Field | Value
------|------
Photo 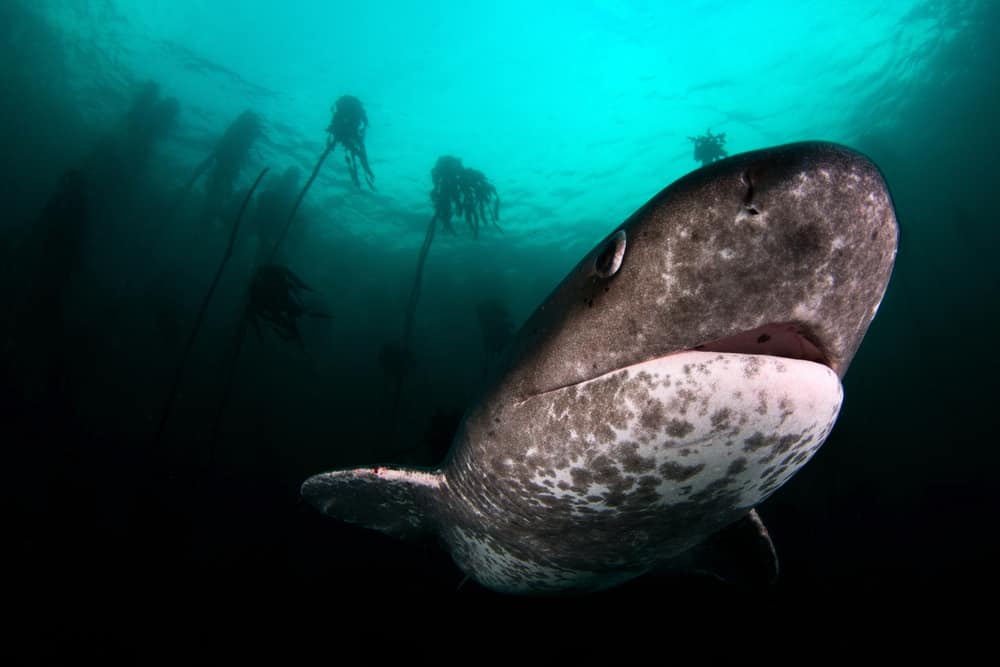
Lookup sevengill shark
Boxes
[303,142,898,594]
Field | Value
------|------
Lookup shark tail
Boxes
[300,466,444,540]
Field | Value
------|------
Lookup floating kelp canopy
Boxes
[327,94,375,190]
[247,264,329,347]
[384,155,502,434]
[688,129,728,166]
[431,156,501,239]
[271,94,375,260]
[172,109,261,227]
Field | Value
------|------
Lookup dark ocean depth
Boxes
[2,0,998,647]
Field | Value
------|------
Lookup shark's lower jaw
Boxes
[693,322,829,368]
[450,349,844,593]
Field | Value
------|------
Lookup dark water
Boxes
[2,0,998,646]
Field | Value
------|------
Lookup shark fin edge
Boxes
[665,508,780,586]
[301,466,444,541]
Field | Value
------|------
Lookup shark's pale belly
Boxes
[442,351,842,593]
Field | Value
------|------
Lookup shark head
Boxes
[302,142,898,594]
[498,141,895,398]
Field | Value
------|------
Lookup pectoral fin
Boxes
[670,509,780,586]
[300,466,444,541]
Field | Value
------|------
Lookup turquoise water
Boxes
[3,0,998,633]
[31,1,965,251]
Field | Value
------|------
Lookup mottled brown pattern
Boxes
[303,142,897,594]
[727,457,748,476]
[711,407,732,432]
[660,461,706,481]
[665,418,695,438]
[615,441,657,474]
[743,431,776,453]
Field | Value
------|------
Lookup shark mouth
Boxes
[692,323,830,368]
[532,323,834,400]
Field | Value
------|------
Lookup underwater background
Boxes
[3,0,998,643]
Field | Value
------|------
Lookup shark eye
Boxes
[595,230,627,278]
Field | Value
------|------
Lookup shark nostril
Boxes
[595,229,627,278]
[742,171,759,215]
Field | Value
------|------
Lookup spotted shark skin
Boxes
[437,352,841,592]
[302,142,898,594]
